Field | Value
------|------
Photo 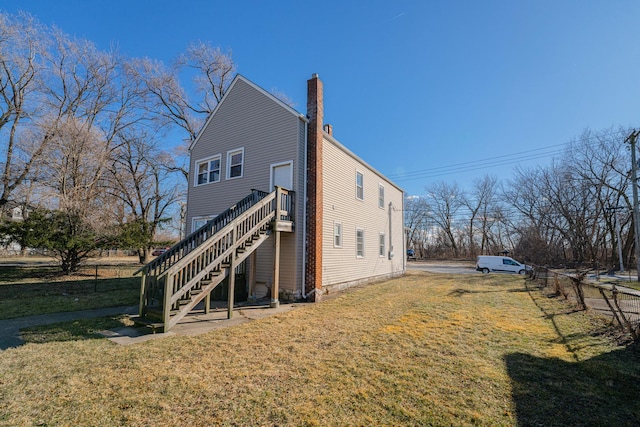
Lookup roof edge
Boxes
[189,74,307,151]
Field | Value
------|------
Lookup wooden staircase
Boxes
[133,187,293,332]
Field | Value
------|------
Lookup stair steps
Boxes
[130,315,165,333]
[136,187,292,332]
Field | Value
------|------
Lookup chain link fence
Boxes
[529,266,640,341]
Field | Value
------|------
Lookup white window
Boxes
[227,148,244,179]
[334,222,342,248]
[378,184,385,208]
[356,171,364,200]
[11,206,23,221]
[191,215,216,233]
[356,228,364,258]
[379,233,386,257]
[195,155,221,186]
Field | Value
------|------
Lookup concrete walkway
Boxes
[0,305,138,350]
[0,302,301,350]
[100,303,300,345]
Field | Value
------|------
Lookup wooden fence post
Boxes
[612,287,638,341]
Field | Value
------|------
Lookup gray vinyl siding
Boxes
[186,76,306,295]
[189,78,300,216]
[322,136,405,287]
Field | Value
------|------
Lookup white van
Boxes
[476,255,530,275]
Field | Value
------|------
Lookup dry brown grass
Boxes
[0,263,140,319]
[1,271,638,426]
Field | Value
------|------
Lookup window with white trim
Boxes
[356,228,365,258]
[356,171,364,200]
[227,148,244,179]
[195,155,221,186]
[378,184,385,208]
[334,222,343,248]
[379,233,386,257]
[192,215,216,233]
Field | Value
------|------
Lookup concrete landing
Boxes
[0,302,302,350]
[99,302,302,345]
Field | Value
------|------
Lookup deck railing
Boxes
[136,189,269,279]
[136,187,293,331]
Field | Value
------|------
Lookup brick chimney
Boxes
[305,73,323,301]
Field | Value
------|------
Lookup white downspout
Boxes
[388,202,393,260]
[402,194,407,273]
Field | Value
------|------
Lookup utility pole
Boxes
[626,130,640,280]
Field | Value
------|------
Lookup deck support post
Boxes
[163,275,173,331]
[139,273,147,317]
[248,251,257,301]
[228,232,236,319]
[271,187,282,308]
[271,229,281,308]
[204,292,211,314]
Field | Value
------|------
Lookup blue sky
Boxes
[3,0,640,196]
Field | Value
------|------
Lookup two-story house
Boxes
[136,74,405,332]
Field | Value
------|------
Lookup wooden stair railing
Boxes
[135,187,293,332]
[135,189,270,279]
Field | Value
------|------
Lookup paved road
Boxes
[408,261,478,275]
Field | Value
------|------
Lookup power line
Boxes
[390,143,566,178]
[393,149,564,181]
[389,128,630,182]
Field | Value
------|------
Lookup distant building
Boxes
[0,202,30,255]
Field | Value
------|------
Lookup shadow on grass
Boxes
[0,277,140,320]
[505,344,640,426]
[20,316,133,344]
[447,287,529,297]
[507,279,640,425]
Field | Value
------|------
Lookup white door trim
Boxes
[270,160,294,190]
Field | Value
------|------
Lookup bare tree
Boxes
[502,128,632,268]
[404,196,430,258]
[463,175,499,257]
[130,42,235,181]
[0,11,230,266]
[425,181,464,257]
[0,12,47,213]
[34,117,111,271]
[108,129,180,263]
[176,41,235,114]
[30,25,146,270]
[565,127,632,269]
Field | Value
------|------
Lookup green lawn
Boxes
[1,271,638,426]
